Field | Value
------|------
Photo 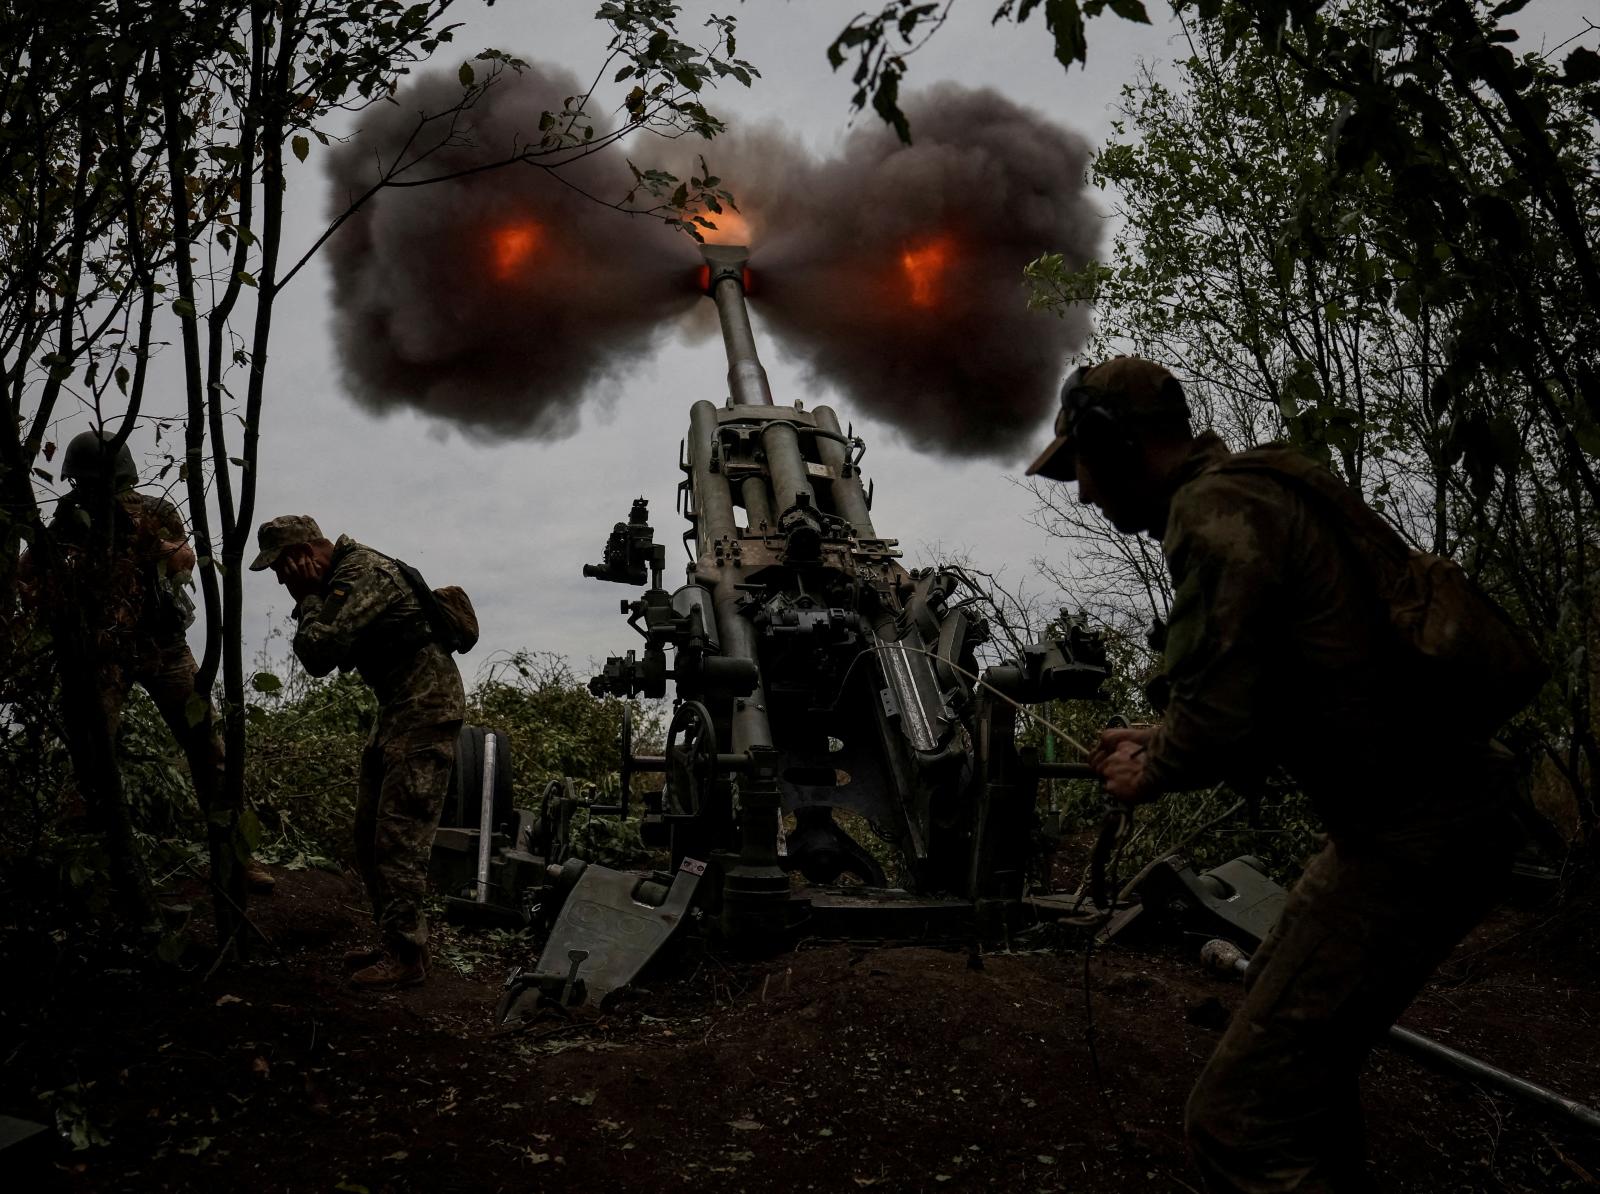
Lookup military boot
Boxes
[205,858,277,894]
[244,861,277,895]
[342,944,385,970]
[349,947,428,990]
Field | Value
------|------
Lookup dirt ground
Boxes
[4,854,1600,1193]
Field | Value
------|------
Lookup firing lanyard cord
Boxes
[819,639,1262,1149]
[832,639,1148,1142]
[823,640,1099,761]
[864,645,1249,1150]
[864,642,1260,1161]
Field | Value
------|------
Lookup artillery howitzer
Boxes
[436,243,1111,1018]
[586,243,1110,928]
[425,253,1600,1139]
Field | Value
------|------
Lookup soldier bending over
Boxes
[253,515,464,989]
[1028,358,1525,1192]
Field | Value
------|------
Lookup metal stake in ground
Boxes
[1199,938,1600,1138]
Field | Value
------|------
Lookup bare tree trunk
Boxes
[159,40,245,958]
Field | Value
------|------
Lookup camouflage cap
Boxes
[1026,356,1189,481]
[250,514,326,571]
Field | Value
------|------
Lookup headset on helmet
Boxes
[1028,359,1191,482]
[1059,364,1134,457]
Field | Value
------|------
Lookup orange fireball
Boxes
[900,237,954,308]
[490,222,540,280]
[700,206,752,246]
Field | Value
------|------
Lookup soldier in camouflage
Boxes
[1028,358,1517,1192]
[31,430,273,895]
[253,514,465,989]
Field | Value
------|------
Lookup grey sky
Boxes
[36,1,1598,684]
[248,0,1183,679]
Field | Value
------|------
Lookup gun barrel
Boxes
[701,244,772,406]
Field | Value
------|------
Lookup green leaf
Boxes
[172,298,197,319]
[185,692,210,729]
[1563,47,1600,86]
[291,135,309,163]
[872,64,911,143]
[898,4,939,39]
[1041,0,1088,70]
[238,808,262,854]
[458,61,474,87]
[252,671,283,694]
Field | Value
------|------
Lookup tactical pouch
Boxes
[1214,448,1548,734]
[430,584,480,652]
[391,557,480,654]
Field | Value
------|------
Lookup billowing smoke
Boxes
[329,69,1098,459]
[326,65,689,439]
[710,85,1099,460]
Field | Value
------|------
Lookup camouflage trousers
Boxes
[99,637,224,809]
[1185,805,1516,1192]
[354,721,461,958]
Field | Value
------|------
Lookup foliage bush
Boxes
[0,640,663,924]
[0,678,206,927]
[243,648,662,870]
[1023,3,1600,850]
[241,668,373,870]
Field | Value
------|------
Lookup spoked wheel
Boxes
[664,700,718,819]
[534,777,580,862]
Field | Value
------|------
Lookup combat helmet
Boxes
[61,429,138,492]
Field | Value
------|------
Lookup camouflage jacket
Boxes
[292,535,465,742]
[1143,434,1506,833]
[43,489,194,650]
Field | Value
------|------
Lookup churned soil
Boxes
[4,856,1599,1193]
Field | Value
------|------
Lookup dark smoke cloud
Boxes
[326,65,690,439]
[329,71,1097,459]
[703,85,1099,461]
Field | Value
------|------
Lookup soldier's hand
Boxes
[277,553,322,602]
[162,539,196,573]
[1087,723,1157,771]
[1094,738,1159,805]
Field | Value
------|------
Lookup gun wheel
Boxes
[664,700,718,819]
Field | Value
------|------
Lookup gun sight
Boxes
[582,498,659,586]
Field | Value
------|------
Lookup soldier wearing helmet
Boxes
[60,429,142,493]
[1030,358,1519,1193]
[40,428,274,895]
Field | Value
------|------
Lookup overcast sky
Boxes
[38,0,1598,684]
